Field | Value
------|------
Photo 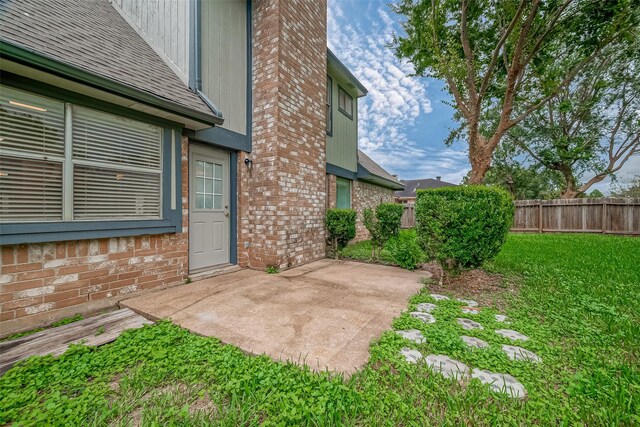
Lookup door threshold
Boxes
[188,264,241,282]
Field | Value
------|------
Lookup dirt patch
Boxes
[421,262,519,309]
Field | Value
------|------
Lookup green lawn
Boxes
[1,234,639,425]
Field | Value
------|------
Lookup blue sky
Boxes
[327,0,639,192]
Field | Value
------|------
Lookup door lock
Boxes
[224,212,230,217]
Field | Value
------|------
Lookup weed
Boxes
[265,266,279,274]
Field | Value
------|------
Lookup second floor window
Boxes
[338,86,353,119]
[326,76,333,134]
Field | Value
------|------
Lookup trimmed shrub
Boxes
[415,186,514,270]
[387,229,424,270]
[363,203,404,261]
[326,209,357,259]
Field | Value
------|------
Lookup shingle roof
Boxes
[394,178,457,198]
[357,150,403,189]
[0,0,217,122]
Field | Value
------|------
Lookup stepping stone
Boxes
[461,306,480,315]
[457,318,484,330]
[430,294,449,301]
[495,314,509,323]
[471,368,527,398]
[502,345,541,362]
[496,329,529,341]
[461,335,489,349]
[395,329,426,344]
[425,355,470,379]
[416,303,437,313]
[400,347,423,364]
[457,298,478,307]
[410,312,436,324]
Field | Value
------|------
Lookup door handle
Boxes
[224,212,230,217]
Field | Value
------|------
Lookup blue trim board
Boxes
[1,72,183,129]
[326,163,357,180]
[229,151,238,265]
[193,126,251,152]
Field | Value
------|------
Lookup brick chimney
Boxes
[237,0,328,270]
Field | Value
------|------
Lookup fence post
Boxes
[602,200,607,234]
[538,202,543,233]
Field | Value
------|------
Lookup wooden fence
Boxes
[512,198,640,235]
[401,198,640,235]
[401,202,416,228]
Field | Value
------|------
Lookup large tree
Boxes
[392,0,639,183]
[504,42,640,198]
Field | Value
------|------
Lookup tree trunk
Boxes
[560,169,580,199]
[468,156,492,184]
[467,134,493,184]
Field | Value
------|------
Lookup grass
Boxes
[339,229,420,266]
[1,233,639,425]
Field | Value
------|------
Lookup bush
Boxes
[415,186,514,270]
[387,229,424,270]
[326,209,357,258]
[363,203,404,261]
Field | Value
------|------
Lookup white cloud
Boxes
[328,0,466,183]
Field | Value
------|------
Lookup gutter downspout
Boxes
[189,0,224,121]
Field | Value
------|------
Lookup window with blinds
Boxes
[72,107,162,220]
[0,84,164,223]
[0,86,65,222]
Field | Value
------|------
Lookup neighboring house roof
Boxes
[357,150,404,191]
[327,49,367,97]
[0,0,222,127]
[394,178,457,198]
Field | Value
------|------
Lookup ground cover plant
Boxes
[1,234,638,425]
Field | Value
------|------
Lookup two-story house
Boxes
[0,0,402,336]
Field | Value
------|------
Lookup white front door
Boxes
[189,145,230,272]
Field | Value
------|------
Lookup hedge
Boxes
[415,186,514,270]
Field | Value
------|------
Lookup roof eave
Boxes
[327,48,368,97]
[0,40,224,127]
[357,164,405,191]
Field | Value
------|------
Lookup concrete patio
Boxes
[122,259,427,374]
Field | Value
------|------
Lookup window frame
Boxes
[337,85,353,120]
[336,177,352,209]
[0,75,183,245]
[326,75,333,136]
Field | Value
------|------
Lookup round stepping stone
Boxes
[496,329,529,341]
[471,368,527,398]
[410,312,436,324]
[396,329,426,344]
[457,318,484,330]
[462,335,489,349]
[461,306,480,315]
[416,302,437,313]
[495,314,509,323]
[400,347,423,363]
[425,355,470,379]
[457,298,478,307]
[502,345,541,362]
[430,294,449,301]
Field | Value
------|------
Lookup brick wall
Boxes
[352,180,395,241]
[0,137,190,337]
[238,0,328,270]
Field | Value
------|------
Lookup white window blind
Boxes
[0,87,65,222]
[72,106,162,220]
[0,157,63,221]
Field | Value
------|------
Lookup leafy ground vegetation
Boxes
[1,234,638,425]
